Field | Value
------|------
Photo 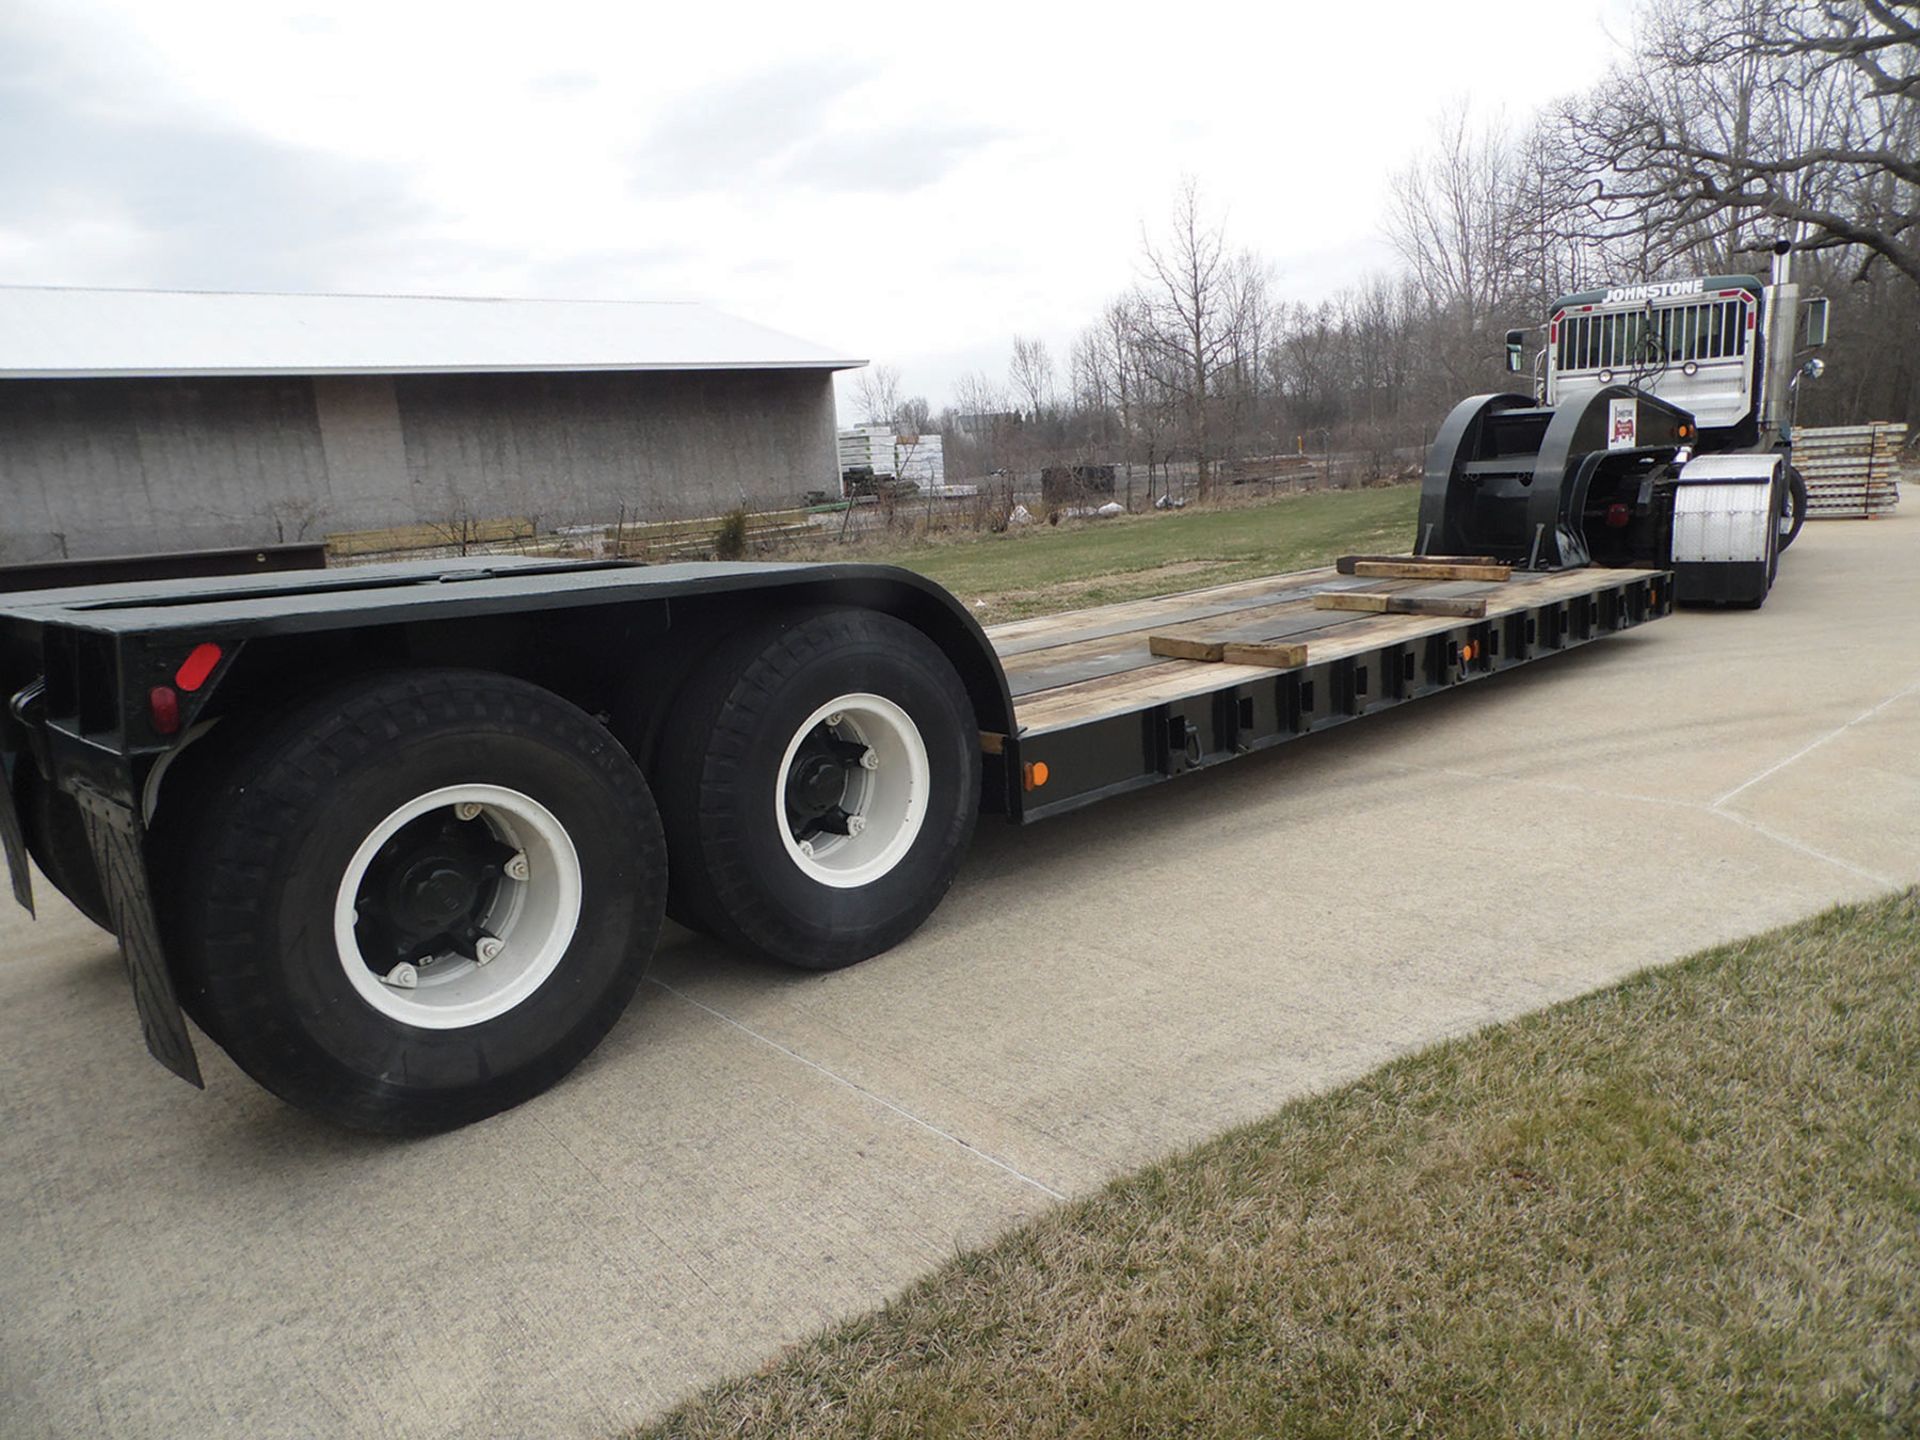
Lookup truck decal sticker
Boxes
[1608,398,1638,450]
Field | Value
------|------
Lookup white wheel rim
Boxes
[775,693,929,888]
[332,784,582,1029]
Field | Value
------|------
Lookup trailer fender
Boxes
[1669,452,1783,606]
[654,568,1022,815]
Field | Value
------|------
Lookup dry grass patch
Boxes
[802,484,1421,623]
[639,891,1920,1438]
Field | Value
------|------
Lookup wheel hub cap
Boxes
[774,695,930,890]
[333,785,583,1029]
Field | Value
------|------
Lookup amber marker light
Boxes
[1023,761,1050,791]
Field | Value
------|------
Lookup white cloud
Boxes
[0,0,1636,406]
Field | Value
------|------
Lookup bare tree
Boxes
[1101,297,1144,499]
[1136,178,1239,499]
[947,371,1017,476]
[1387,106,1537,406]
[897,394,933,434]
[1008,335,1057,418]
[852,364,906,426]
[1570,0,1920,285]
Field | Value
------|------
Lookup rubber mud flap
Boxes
[75,788,203,1087]
[0,758,31,913]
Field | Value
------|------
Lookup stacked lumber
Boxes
[1795,423,1905,519]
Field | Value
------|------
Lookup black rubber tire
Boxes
[656,608,979,970]
[166,669,667,1134]
[1764,469,1789,594]
[14,761,113,932]
[1779,465,1808,552]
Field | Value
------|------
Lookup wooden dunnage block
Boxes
[1313,592,1391,614]
[1220,641,1307,667]
[1147,635,1308,668]
[1335,553,1500,575]
[1147,635,1226,661]
[1314,592,1488,618]
[1348,560,1511,582]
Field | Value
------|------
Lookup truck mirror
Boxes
[1504,329,1526,373]
[1803,297,1829,348]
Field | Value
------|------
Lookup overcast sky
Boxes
[1,0,1635,409]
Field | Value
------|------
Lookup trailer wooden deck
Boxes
[990,561,1671,820]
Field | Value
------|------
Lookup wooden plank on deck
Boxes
[1148,635,1309,668]
[1349,560,1512,582]
[1336,553,1499,575]
[1220,642,1308,667]
[1314,592,1488,618]
[1148,635,1226,662]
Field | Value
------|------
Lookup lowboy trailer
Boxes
[1,547,1668,1131]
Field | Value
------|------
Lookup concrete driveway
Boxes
[5,514,1917,1438]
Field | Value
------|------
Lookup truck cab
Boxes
[1545,275,1767,449]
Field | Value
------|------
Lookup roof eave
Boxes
[0,358,869,380]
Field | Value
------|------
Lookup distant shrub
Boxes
[714,507,750,560]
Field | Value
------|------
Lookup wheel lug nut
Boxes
[381,962,419,990]
[798,839,814,857]
[859,749,879,770]
[504,853,530,881]
[826,713,843,728]
[455,802,482,821]
[846,815,866,836]
[475,937,503,966]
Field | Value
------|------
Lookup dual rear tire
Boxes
[658,608,980,969]
[165,671,668,1134]
[159,610,978,1132]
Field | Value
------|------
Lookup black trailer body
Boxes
[0,542,330,595]
[999,563,1669,820]
[0,551,1669,1130]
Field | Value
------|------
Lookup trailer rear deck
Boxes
[995,563,1671,821]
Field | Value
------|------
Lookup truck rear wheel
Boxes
[169,670,667,1133]
[1779,465,1808,552]
[657,609,979,970]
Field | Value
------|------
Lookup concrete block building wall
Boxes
[0,367,838,561]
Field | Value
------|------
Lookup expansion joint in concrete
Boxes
[648,979,1067,1202]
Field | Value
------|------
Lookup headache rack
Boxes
[1553,293,1753,374]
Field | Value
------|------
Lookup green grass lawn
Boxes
[791,485,1421,623]
[638,889,1920,1439]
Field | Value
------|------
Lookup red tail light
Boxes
[149,686,182,735]
[175,643,222,691]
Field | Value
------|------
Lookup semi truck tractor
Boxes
[1417,240,1830,606]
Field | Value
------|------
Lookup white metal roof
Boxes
[0,286,865,379]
